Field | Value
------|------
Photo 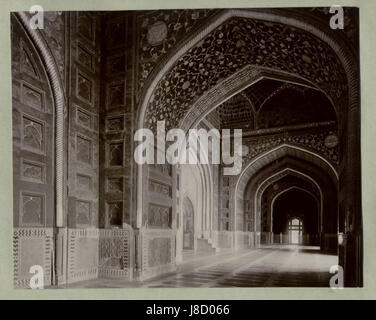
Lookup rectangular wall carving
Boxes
[75,200,91,227]
[76,135,92,165]
[140,229,175,280]
[108,142,123,167]
[22,115,44,152]
[76,107,92,129]
[67,229,99,284]
[148,238,171,267]
[22,160,45,183]
[148,180,171,197]
[106,115,124,132]
[21,192,44,226]
[76,71,93,104]
[98,228,133,279]
[107,177,123,193]
[13,228,53,288]
[106,201,123,227]
[106,81,125,109]
[148,204,171,228]
[106,54,126,75]
[21,82,44,111]
[76,43,94,72]
[77,12,96,44]
[76,173,92,191]
[66,227,134,283]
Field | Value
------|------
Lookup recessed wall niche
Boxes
[21,82,44,111]
[76,106,92,129]
[76,70,93,104]
[75,199,91,227]
[106,81,125,109]
[106,115,124,132]
[22,160,45,183]
[76,42,94,72]
[106,21,126,49]
[106,54,126,75]
[76,135,92,165]
[107,177,123,193]
[107,201,123,227]
[21,192,44,226]
[76,173,92,191]
[148,204,171,228]
[22,115,44,152]
[107,142,123,167]
[76,12,96,44]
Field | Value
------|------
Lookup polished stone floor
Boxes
[64,245,338,288]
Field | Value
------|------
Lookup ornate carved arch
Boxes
[137,8,358,131]
[254,168,322,235]
[236,144,338,199]
[234,144,338,241]
[136,9,357,228]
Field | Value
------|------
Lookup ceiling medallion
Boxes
[324,134,339,148]
[147,21,168,46]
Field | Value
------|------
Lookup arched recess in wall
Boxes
[254,168,322,235]
[179,146,214,239]
[15,12,66,226]
[135,8,357,230]
[236,144,338,246]
[270,185,319,235]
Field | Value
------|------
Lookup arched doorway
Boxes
[272,188,319,246]
[241,145,338,250]
[256,170,322,246]
[135,8,361,285]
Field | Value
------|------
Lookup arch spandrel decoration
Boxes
[237,144,339,192]
[142,12,348,131]
[137,9,218,91]
[241,126,339,167]
[254,168,322,206]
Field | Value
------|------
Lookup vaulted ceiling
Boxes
[215,78,337,131]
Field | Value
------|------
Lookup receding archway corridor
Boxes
[11,8,361,289]
[63,245,337,288]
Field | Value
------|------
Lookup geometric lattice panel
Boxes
[98,228,133,280]
[13,228,53,288]
[140,229,175,280]
[67,229,99,284]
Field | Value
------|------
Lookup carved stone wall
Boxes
[67,12,102,229]
[99,13,134,228]
[136,9,216,96]
[242,125,339,167]
[139,228,175,280]
[13,228,53,288]
[66,228,134,283]
[12,16,55,228]
[67,229,99,283]
[144,15,348,131]
[98,228,134,279]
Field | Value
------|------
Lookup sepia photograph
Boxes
[10,6,362,289]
